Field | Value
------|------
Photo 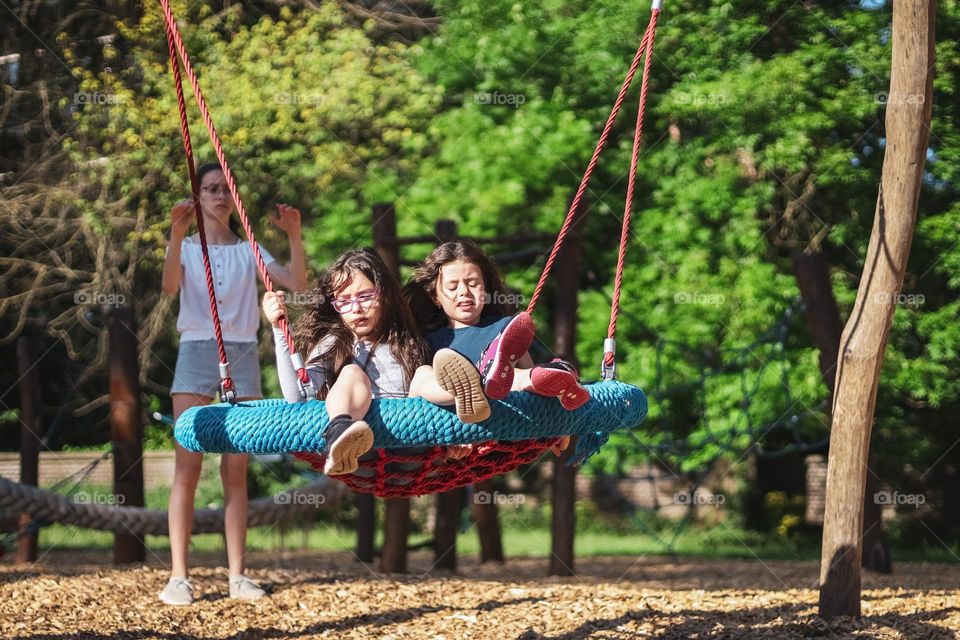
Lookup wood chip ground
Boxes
[2,550,958,638]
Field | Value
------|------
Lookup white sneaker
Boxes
[159,577,194,606]
[229,574,266,601]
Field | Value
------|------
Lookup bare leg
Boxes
[323,365,374,475]
[169,393,211,579]
[326,364,372,418]
[512,367,534,392]
[410,365,474,459]
[221,395,262,576]
[220,452,249,576]
[408,365,455,404]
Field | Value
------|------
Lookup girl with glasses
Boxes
[158,163,307,605]
[262,248,486,475]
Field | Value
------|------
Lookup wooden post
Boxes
[435,219,458,244]
[108,305,145,564]
[380,498,410,573]
[372,203,400,275]
[434,487,464,571]
[794,251,892,574]
[355,493,375,563]
[472,478,505,563]
[431,217,464,570]
[549,194,587,576]
[15,335,43,563]
[818,0,934,619]
[358,204,399,564]
[373,205,409,572]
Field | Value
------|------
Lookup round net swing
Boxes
[163,0,660,498]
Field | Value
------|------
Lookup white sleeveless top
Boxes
[175,235,275,342]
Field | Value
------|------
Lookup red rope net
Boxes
[294,438,563,498]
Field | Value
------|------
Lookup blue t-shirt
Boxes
[425,315,511,362]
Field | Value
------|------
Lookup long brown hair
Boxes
[294,249,428,394]
[406,240,512,332]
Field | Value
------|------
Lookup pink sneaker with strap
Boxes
[529,359,590,410]
[476,312,536,400]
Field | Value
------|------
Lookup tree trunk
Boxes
[793,252,892,574]
[818,0,934,619]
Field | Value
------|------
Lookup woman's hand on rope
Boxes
[262,290,287,327]
[170,200,194,239]
[270,204,302,237]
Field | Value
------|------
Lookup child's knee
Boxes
[339,364,371,387]
[413,365,432,381]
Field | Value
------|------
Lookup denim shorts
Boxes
[171,339,263,399]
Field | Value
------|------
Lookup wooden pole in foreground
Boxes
[818,0,934,619]
[16,335,43,563]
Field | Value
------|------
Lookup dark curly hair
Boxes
[405,240,512,332]
[293,249,428,396]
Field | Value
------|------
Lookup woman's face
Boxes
[198,169,234,223]
[331,270,381,339]
[434,260,486,328]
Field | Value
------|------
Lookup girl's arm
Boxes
[273,326,327,402]
[265,204,308,292]
[161,201,193,295]
[263,291,327,402]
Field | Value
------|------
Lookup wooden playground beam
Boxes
[818,0,935,619]
[390,231,555,247]
[380,497,410,573]
[371,204,407,571]
[549,192,587,577]
[108,305,146,564]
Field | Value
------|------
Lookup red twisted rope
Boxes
[159,0,309,386]
[525,8,661,320]
[605,8,660,368]
[162,10,233,395]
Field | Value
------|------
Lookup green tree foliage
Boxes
[407,0,960,541]
[1,0,441,441]
[4,0,960,543]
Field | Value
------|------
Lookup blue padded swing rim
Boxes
[175,381,647,465]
